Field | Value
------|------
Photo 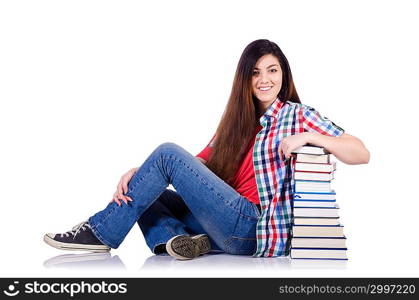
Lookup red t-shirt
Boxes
[196,125,263,205]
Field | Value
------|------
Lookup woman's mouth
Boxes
[258,86,273,91]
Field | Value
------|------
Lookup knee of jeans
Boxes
[154,142,183,157]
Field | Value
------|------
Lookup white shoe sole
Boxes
[43,234,110,253]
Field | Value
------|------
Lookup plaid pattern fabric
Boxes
[253,99,344,257]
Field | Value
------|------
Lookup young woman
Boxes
[44,39,370,260]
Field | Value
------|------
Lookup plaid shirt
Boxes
[253,98,344,257]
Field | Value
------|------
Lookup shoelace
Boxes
[60,221,91,239]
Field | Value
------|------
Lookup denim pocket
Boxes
[223,236,257,255]
[251,203,261,218]
[227,196,260,222]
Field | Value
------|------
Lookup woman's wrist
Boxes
[304,132,331,149]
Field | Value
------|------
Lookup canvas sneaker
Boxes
[165,234,211,260]
[43,221,110,253]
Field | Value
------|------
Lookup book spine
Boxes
[294,199,336,202]
[291,247,348,250]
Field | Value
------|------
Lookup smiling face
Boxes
[251,54,283,110]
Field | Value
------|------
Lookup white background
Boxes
[1,0,418,277]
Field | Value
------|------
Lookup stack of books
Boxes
[290,145,348,260]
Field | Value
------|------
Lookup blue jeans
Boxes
[88,143,260,255]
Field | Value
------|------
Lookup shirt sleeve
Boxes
[300,104,345,137]
[196,134,216,161]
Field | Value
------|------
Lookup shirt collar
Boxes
[260,98,284,122]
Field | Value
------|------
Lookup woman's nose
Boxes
[260,71,269,83]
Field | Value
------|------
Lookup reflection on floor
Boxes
[140,252,291,270]
[140,253,347,270]
[43,252,347,272]
[43,253,126,271]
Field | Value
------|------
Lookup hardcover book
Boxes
[290,248,348,260]
[291,237,347,248]
[292,225,345,237]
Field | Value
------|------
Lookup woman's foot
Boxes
[44,221,110,253]
[165,234,211,260]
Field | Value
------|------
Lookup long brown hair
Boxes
[206,39,300,182]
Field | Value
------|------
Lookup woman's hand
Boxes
[279,133,310,160]
[111,167,139,206]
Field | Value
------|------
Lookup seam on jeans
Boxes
[166,155,260,222]
[223,236,257,255]
[231,236,257,241]
[126,152,258,222]
[127,162,158,195]
[96,204,117,227]
[163,223,178,236]
[90,224,117,249]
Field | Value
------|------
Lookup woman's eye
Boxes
[269,69,277,73]
[252,70,259,76]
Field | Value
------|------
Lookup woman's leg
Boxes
[137,188,222,254]
[87,142,260,254]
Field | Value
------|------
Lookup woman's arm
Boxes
[279,132,370,165]
[305,132,370,165]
